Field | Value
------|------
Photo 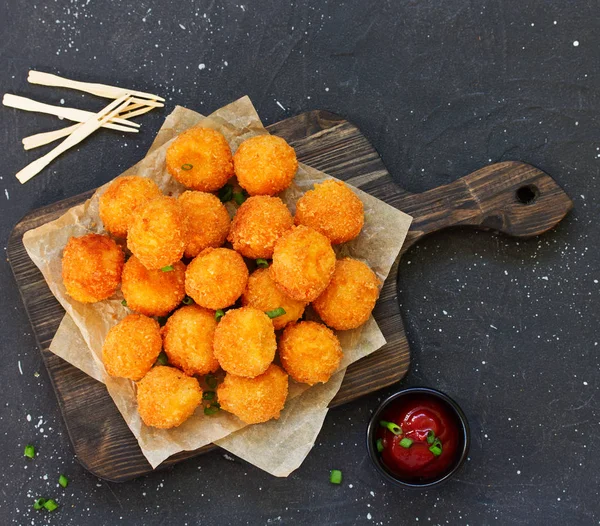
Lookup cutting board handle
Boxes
[396,161,573,252]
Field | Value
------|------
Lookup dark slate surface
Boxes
[1,1,598,524]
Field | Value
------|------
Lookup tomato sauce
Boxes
[376,394,461,482]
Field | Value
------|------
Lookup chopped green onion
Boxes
[218,184,233,203]
[121,299,128,307]
[157,316,169,327]
[161,265,174,272]
[203,391,216,401]
[379,420,402,435]
[204,403,220,416]
[233,191,247,206]
[43,499,58,512]
[426,430,435,445]
[181,163,193,171]
[399,438,413,448]
[58,474,69,488]
[182,295,194,305]
[376,438,384,453]
[155,351,168,366]
[429,437,443,456]
[429,445,442,456]
[255,258,269,268]
[24,444,36,458]
[215,309,225,322]
[266,307,286,319]
[33,498,46,510]
[205,374,218,389]
[329,469,343,484]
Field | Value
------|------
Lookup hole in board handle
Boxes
[516,185,539,205]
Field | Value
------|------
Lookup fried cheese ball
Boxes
[121,256,186,317]
[279,321,342,385]
[137,366,203,429]
[213,307,276,377]
[178,191,231,258]
[313,258,380,330]
[294,179,364,244]
[98,175,162,238]
[166,127,233,192]
[62,233,124,303]
[241,268,305,330]
[162,305,219,376]
[227,196,293,259]
[218,364,288,424]
[185,248,248,310]
[127,196,187,270]
[270,225,336,302]
[233,135,298,196]
[102,314,162,381]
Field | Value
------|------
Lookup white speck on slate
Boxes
[60,99,65,105]
[18,361,23,375]
[583,381,588,386]
[573,41,579,47]
[179,23,186,30]
[367,513,372,520]
[198,64,206,70]
[276,100,286,111]
[27,414,31,422]
[4,189,9,200]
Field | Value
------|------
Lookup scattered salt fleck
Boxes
[179,23,186,30]
[583,381,588,386]
[367,513,372,520]
[4,189,9,200]
[18,360,23,374]
[275,100,286,111]
[60,99,65,105]
[541,276,549,281]
[27,414,32,422]
[517,470,521,475]
[198,63,206,70]
[573,41,579,47]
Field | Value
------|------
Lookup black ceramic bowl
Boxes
[366,387,470,488]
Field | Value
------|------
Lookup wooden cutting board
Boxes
[7,110,572,482]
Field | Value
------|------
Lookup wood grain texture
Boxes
[7,110,572,481]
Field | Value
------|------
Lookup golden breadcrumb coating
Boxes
[218,364,288,424]
[162,305,220,376]
[313,258,380,330]
[62,233,124,303]
[294,179,364,244]
[270,225,336,302]
[227,195,293,259]
[137,366,202,429]
[178,191,231,258]
[185,248,249,310]
[166,127,233,192]
[213,307,276,378]
[241,268,305,330]
[121,256,186,317]
[233,135,298,196]
[98,175,162,238]
[102,314,162,381]
[127,196,187,270]
[279,321,342,385]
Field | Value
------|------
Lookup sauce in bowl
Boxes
[368,388,469,487]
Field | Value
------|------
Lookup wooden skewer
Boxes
[28,70,165,102]
[16,95,132,184]
[22,121,140,150]
[3,94,139,129]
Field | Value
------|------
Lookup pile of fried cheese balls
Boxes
[61,128,381,429]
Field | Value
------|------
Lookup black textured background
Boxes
[1,1,599,525]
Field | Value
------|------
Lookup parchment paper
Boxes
[26,96,412,475]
